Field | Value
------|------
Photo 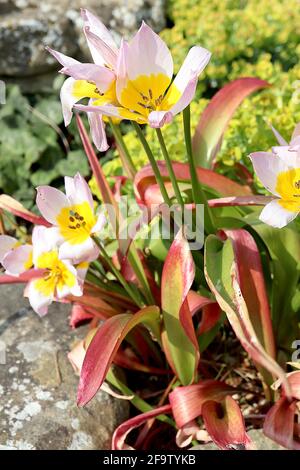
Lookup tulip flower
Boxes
[0,235,33,276]
[25,226,82,316]
[46,9,119,151]
[76,22,211,128]
[36,173,106,262]
[250,148,300,228]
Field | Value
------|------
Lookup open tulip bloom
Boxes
[46,9,119,151]
[25,226,83,316]
[250,126,300,228]
[0,235,33,276]
[47,11,211,151]
[36,173,106,263]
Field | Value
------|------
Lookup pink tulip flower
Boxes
[0,235,33,276]
[36,173,106,263]
[250,123,300,228]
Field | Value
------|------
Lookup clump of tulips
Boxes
[0,9,299,450]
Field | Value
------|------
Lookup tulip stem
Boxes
[183,106,216,234]
[109,119,137,179]
[92,236,144,308]
[131,121,172,206]
[155,128,185,208]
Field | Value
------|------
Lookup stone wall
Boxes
[0,0,166,88]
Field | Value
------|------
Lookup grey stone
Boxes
[192,429,285,451]
[0,0,166,80]
[0,284,129,450]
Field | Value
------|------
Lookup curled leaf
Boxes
[202,396,253,450]
[169,380,235,428]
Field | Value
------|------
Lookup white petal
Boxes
[270,125,288,146]
[3,244,32,276]
[45,47,80,68]
[126,22,173,80]
[56,261,82,299]
[0,235,17,263]
[58,237,99,264]
[83,27,118,69]
[168,75,198,116]
[60,63,115,93]
[36,186,68,225]
[259,200,299,228]
[249,152,291,196]
[27,279,53,317]
[65,173,94,210]
[88,111,109,152]
[148,110,173,128]
[60,77,79,127]
[81,8,118,67]
[92,212,107,234]
[32,226,62,264]
[172,46,211,93]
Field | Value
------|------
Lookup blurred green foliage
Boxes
[0,79,90,208]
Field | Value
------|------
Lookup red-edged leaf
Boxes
[223,229,276,360]
[161,229,199,385]
[169,380,235,428]
[0,269,44,284]
[77,306,160,406]
[134,161,251,208]
[202,396,253,450]
[208,195,274,208]
[69,304,93,329]
[112,404,172,450]
[198,303,222,335]
[186,290,221,334]
[263,397,300,450]
[76,115,119,231]
[204,235,290,396]
[192,77,270,168]
[0,194,50,227]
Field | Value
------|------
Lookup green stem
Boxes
[127,246,156,305]
[109,119,136,178]
[131,121,171,206]
[93,236,144,308]
[183,106,216,234]
[155,128,185,208]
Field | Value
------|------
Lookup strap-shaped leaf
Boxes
[77,306,160,406]
[161,230,199,385]
[192,77,269,168]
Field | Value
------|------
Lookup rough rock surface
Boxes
[0,0,166,79]
[192,429,285,450]
[0,284,129,450]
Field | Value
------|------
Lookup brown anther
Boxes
[69,216,75,222]
[294,180,300,189]
[138,102,153,110]
[149,89,153,99]
[76,223,81,229]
